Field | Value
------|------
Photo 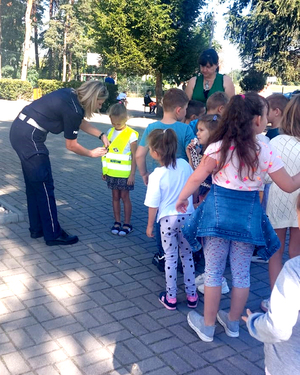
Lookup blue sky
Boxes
[205,0,242,73]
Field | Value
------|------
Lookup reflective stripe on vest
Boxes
[102,126,138,178]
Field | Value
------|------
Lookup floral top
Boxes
[205,140,284,191]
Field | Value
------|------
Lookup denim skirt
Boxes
[182,184,280,260]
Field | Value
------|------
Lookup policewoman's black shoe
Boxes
[46,230,78,246]
[30,230,43,239]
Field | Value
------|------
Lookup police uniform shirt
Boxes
[21,88,84,140]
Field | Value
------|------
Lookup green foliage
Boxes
[1,66,16,78]
[1,0,27,76]
[239,69,266,93]
[0,79,33,100]
[90,0,208,84]
[27,67,40,87]
[42,0,94,80]
[37,79,83,95]
[226,0,300,82]
[37,80,63,95]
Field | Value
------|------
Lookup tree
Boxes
[1,0,27,78]
[42,0,93,81]
[90,0,209,106]
[240,69,266,92]
[21,0,33,81]
[226,0,300,83]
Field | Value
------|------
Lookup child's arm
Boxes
[136,145,150,185]
[146,207,158,238]
[269,167,300,193]
[243,257,300,344]
[128,141,137,185]
[176,155,216,213]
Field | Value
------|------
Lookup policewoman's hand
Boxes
[90,147,108,158]
[101,134,110,148]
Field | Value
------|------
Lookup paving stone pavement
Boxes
[0,103,273,375]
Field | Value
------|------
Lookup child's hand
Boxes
[146,225,154,238]
[102,174,107,181]
[127,174,135,185]
[187,141,197,150]
[242,308,253,323]
[176,199,189,213]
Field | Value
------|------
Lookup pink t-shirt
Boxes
[204,140,284,191]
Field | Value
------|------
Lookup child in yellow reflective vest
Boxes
[102,103,139,235]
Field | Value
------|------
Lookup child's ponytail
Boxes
[147,128,177,168]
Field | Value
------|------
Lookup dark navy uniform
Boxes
[10,88,84,241]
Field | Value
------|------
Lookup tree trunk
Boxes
[0,0,2,79]
[32,1,39,70]
[62,25,67,82]
[21,0,34,81]
[155,71,163,118]
[34,24,39,69]
[68,51,72,81]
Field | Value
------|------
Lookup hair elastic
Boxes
[163,128,168,133]
[212,115,218,121]
[240,94,245,99]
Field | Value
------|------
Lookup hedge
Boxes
[0,79,118,113]
[38,79,119,113]
[37,79,82,95]
[0,79,33,100]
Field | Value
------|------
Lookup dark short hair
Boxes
[199,49,219,67]
[266,94,289,113]
[163,88,189,112]
[186,100,205,120]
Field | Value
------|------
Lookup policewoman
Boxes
[10,81,109,246]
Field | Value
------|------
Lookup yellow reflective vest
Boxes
[102,126,138,178]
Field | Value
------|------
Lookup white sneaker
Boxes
[251,255,269,264]
[196,274,230,294]
[260,298,270,312]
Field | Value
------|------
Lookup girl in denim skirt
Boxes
[176,92,300,342]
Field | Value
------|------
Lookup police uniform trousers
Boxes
[10,116,62,241]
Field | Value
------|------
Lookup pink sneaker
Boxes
[187,294,199,308]
[159,292,177,310]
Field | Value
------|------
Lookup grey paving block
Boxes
[21,341,60,359]
[25,324,52,344]
[214,359,248,375]
[49,323,84,339]
[84,358,122,375]
[126,357,165,374]
[108,343,138,365]
[134,314,163,332]
[36,366,60,375]
[8,329,35,349]
[228,355,264,375]
[201,345,236,363]
[111,307,143,320]
[29,306,54,322]
[123,337,154,360]
[150,337,184,354]
[2,352,30,374]
[97,330,134,346]
[120,318,149,336]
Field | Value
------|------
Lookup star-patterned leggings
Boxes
[203,237,254,288]
[160,215,197,299]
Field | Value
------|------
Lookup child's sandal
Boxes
[119,224,133,236]
[111,221,121,235]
